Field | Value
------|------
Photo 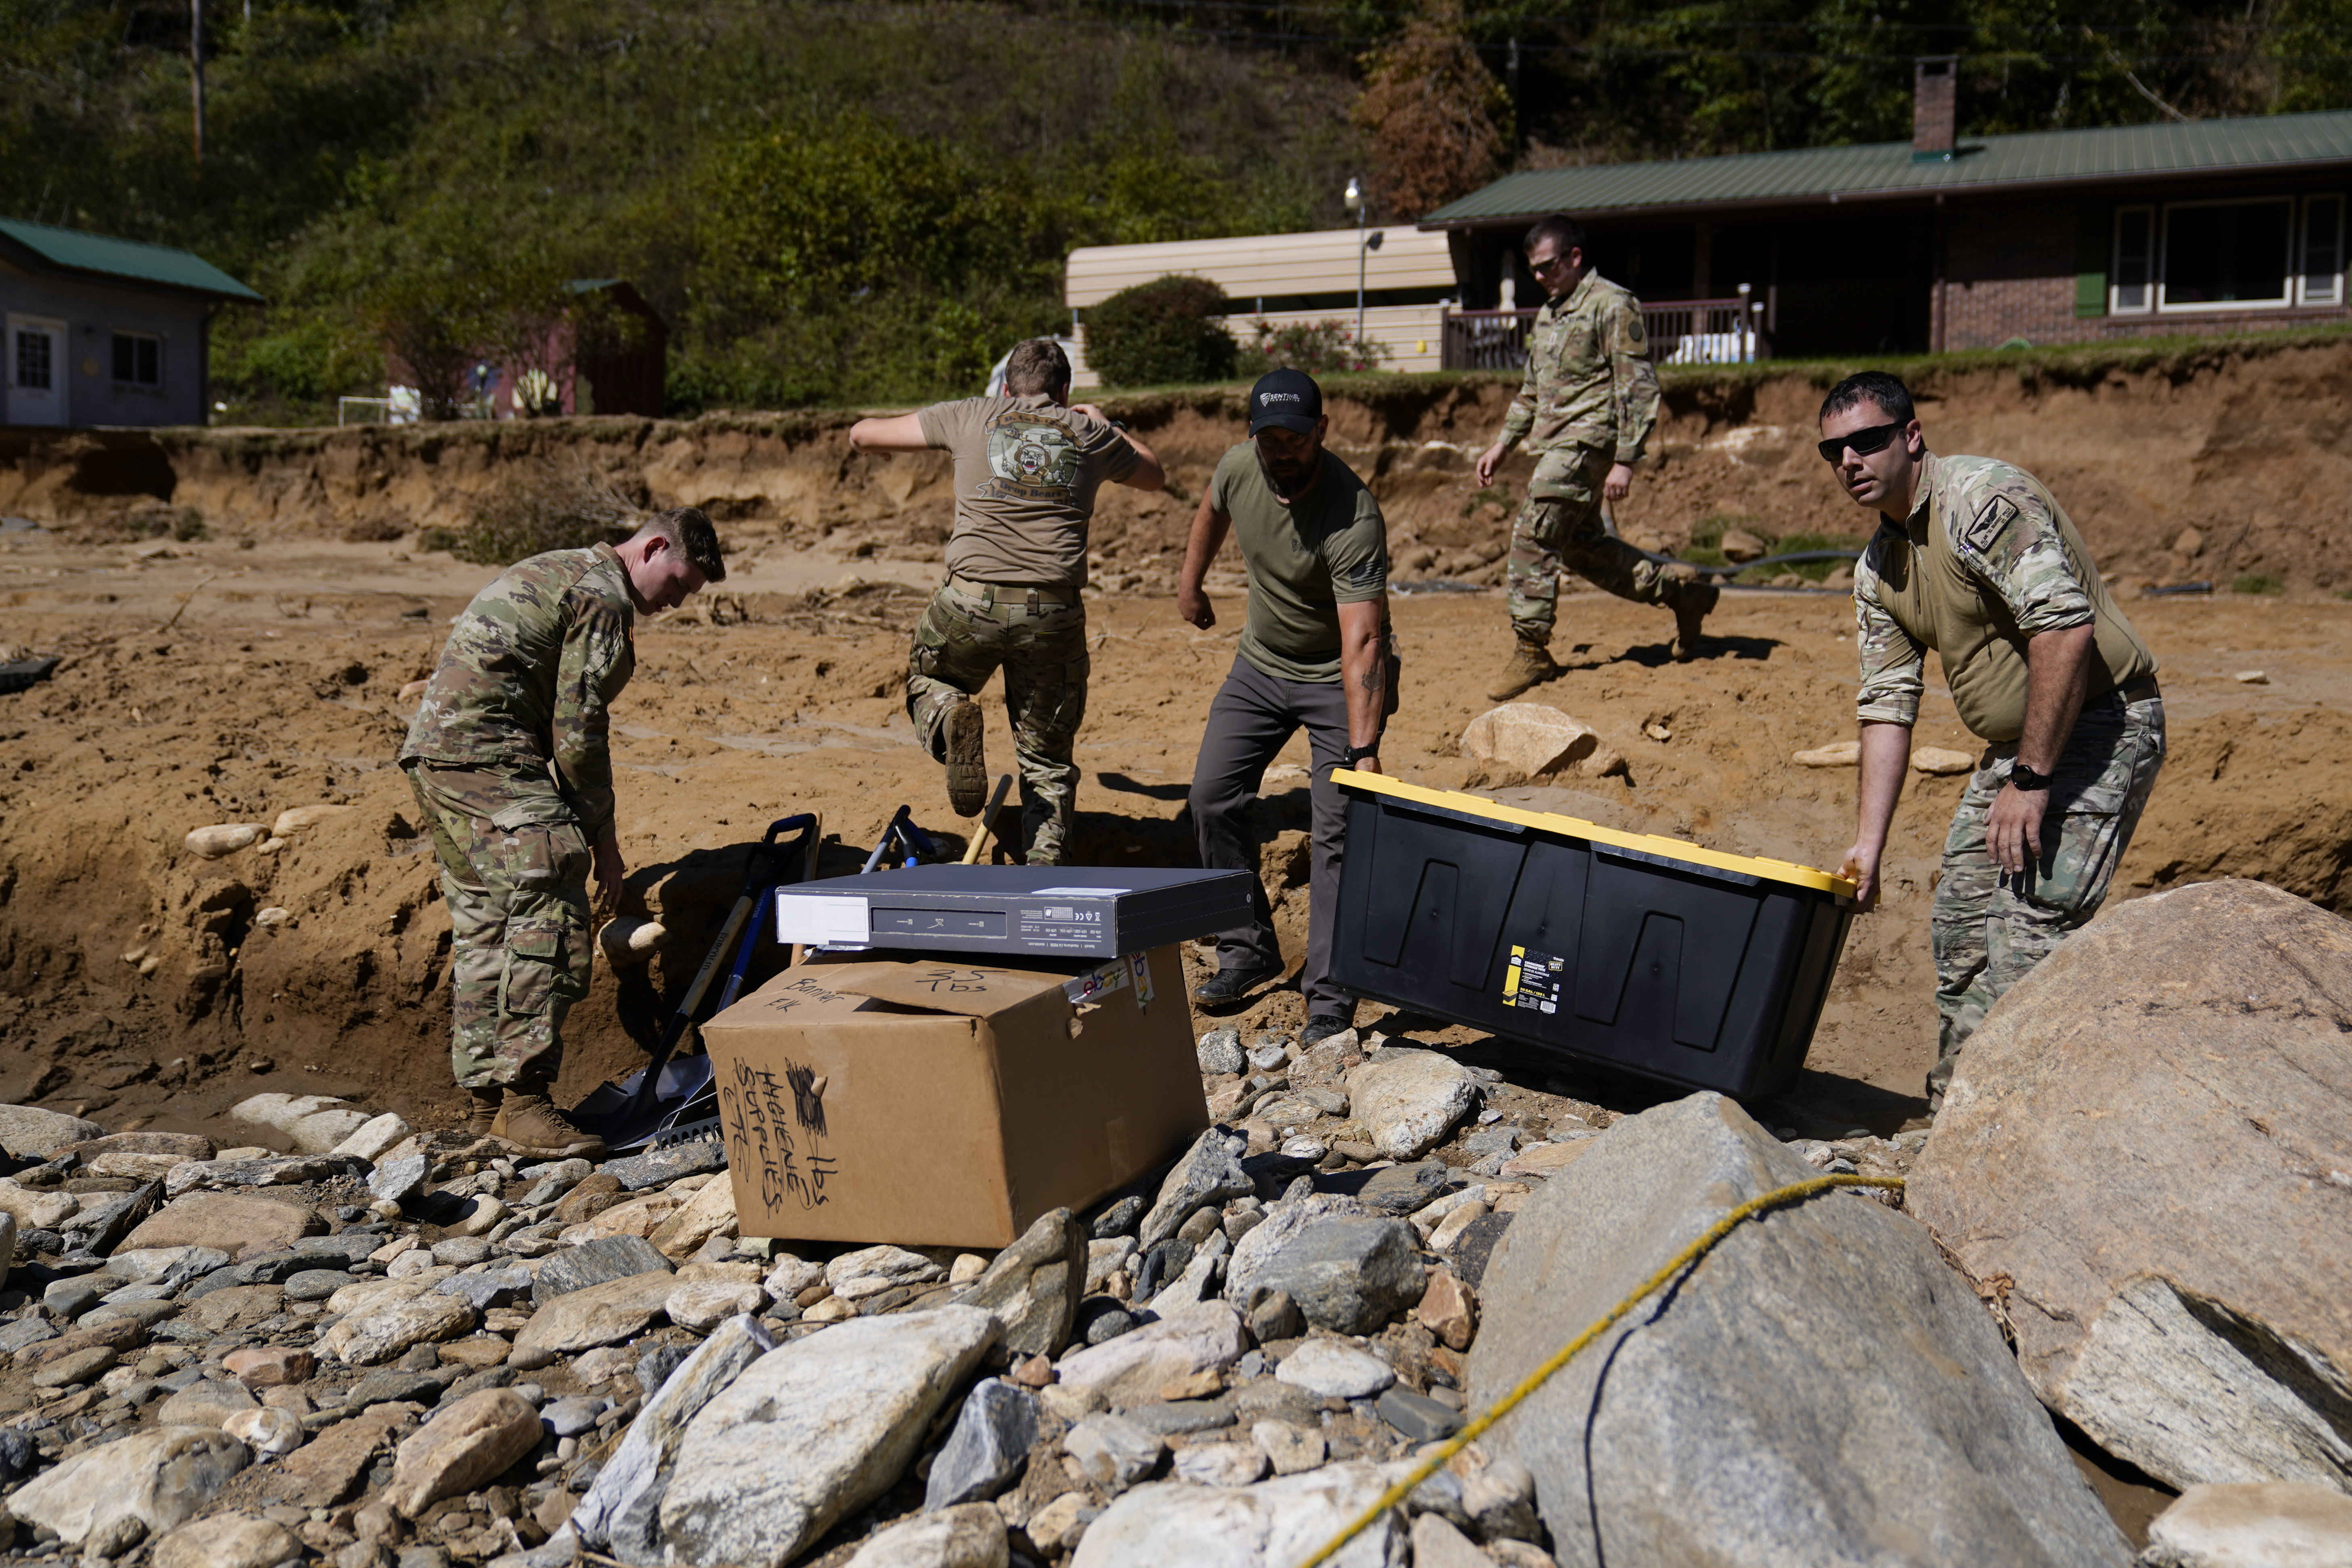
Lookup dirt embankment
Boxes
[5,336,2350,593]
[0,338,2346,1145]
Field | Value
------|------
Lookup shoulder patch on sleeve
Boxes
[1349,558,1385,587]
[1961,494,2019,555]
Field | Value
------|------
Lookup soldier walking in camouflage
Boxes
[400,508,725,1156]
[850,340,1162,865]
[1474,214,1718,700]
[1820,371,2164,1110]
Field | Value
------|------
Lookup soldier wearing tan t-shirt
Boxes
[850,340,1163,863]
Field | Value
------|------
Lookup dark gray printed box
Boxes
[771,865,1254,959]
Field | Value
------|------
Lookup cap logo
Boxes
[1259,392,1301,403]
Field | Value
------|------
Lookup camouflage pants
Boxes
[1506,446,1682,637]
[404,761,594,1092]
[905,578,1088,865]
[1928,695,2166,1104]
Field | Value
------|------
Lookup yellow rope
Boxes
[1291,1172,1906,1568]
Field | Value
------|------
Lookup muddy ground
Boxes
[0,339,2346,1148]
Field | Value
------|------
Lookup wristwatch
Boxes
[1345,742,1381,765]
[2009,762,2052,791]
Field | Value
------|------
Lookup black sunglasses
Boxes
[1818,421,1906,464]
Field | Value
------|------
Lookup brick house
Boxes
[1419,65,2352,360]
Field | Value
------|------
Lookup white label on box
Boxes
[1128,950,1154,1006]
[1029,886,1132,896]
[773,892,870,947]
[1063,958,1130,1005]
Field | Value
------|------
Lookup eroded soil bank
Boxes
[1,338,2347,1143]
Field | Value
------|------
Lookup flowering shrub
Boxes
[1246,318,1392,375]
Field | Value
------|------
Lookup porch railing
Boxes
[1441,289,1766,371]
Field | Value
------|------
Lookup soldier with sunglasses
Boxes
[1820,371,2164,1111]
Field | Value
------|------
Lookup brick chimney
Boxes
[1913,56,1958,157]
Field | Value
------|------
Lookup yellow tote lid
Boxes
[1335,769,1858,898]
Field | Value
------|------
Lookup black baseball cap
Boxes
[1246,368,1323,436]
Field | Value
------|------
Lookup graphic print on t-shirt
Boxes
[980,410,1082,502]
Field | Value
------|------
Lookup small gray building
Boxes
[1,218,262,429]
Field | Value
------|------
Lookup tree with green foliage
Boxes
[1086,276,1241,387]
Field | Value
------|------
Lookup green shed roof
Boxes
[1422,108,2352,227]
[0,217,263,302]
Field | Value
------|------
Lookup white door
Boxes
[6,316,67,427]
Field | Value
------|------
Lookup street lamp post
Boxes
[1344,177,1366,348]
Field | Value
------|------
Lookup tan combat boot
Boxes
[461,1087,502,1138]
[943,698,987,817]
[1487,633,1560,701]
[497,1091,608,1160]
[1671,582,1721,663]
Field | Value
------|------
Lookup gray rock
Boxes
[1909,880,2352,1494]
[7,1424,251,1555]
[1445,1212,1513,1289]
[1243,1288,1303,1344]
[1118,1397,1237,1438]
[659,1306,999,1568]
[1069,1461,1410,1568]
[67,1181,160,1253]
[1145,1229,1229,1315]
[0,1105,105,1160]
[948,1207,1086,1359]
[923,1379,1037,1509]
[368,1153,429,1206]
[1246,1037,1293,1072]
[1462,1125,1523,1160]
[1343,1162,1452,1216]
[343,1369,448,1412]
[1064,1413,1165,1493]
[636,1344,690,1399]
[285,1268,355,1302]
[2139,1480,2352,1568]
[1196,1028,1245,1076]
[603,1141,727,1192]
[1469,1090,2132,1568]
[431,1237,493,1268]
[1078,1303,1138,1346]
[1088,1195,1145,1240]
[164,1155,364,1198]
[1138,1128,1253,1251]
[0,1315,59,1354]
[439,1264,535,1312]
[42,1278,101,1318]
[155,1377,260,1427]
[1223,1197,1423,1336]
[540,1396,605,1438]
[1345,1049,1479,1160]
[294,1232,389,1263]
[533,1236,673,1304]
[1375,1388,1461,1444]
[1275,1339,1394,1399]
[514,1271,674,1355]
[569,1313,777,1562]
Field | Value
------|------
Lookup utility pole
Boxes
[190,0,206,171]
[1345,177,1366,347]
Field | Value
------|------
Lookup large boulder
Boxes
[1908,880,2352,1493]
[0,1105,105,1160]
[7,1425,250,1556]
[1222,1197,1422,1336]
[569,1313,775,1561]
[2141,1481,2352,1568]
[659,1306,998,1567]
[1468,1091,2130,1568]
[1343,1051,1478,1160]
[948,1207,1087,1359]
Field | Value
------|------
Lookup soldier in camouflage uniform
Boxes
[850,340,1162,865]
[1475,215,1719,700]
[1821,372,2164,1110]
[400,508,725,1156]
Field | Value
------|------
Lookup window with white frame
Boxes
[111,331,162,387]
[2301,194,2344,306]
[2112,206,2155,313]
[2111,196,2350,314]
[2161,197,2293,310]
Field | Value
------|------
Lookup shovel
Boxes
[570,813,819,1152]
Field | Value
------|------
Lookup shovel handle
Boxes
[960,775,1013,865]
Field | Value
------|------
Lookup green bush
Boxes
[2232,573,2283,595]
[450,466,642,567]
[1086,276,1238,389]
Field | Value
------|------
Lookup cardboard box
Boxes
[699,944,1208,1249]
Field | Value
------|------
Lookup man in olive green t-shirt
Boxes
[850,340,1162,863]
[1178,368,1396,1044]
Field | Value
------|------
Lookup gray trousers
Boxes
[1189,656,1357,1019]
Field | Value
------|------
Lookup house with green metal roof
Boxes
[1420,62,2352,361]
[1,218,262,429]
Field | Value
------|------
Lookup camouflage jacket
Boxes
[1854,452,2157,743]
[1496,269,1660,466]
[399,544,637,837]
